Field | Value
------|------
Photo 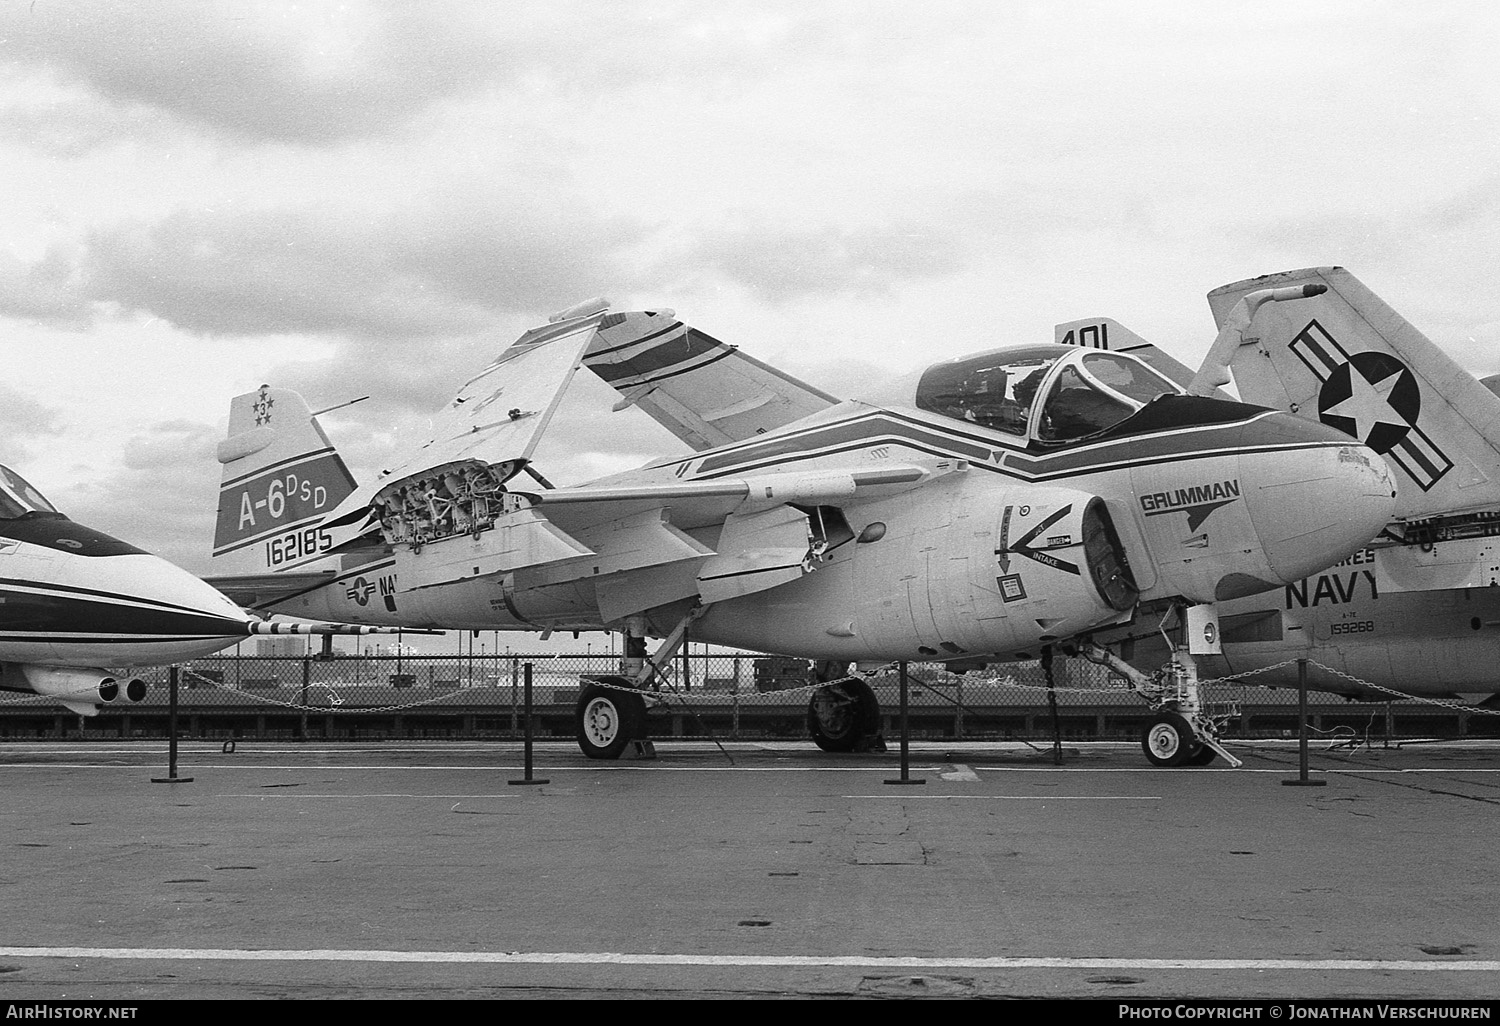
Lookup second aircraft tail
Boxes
[1197,266,1500,521]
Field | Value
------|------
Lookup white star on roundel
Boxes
[1323,363,1408,443]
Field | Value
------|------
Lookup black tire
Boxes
[1141,711,1201,767]
[1184,745,1218,767]
[808,679,881,753]
[575,679,647,760]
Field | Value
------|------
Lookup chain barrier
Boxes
[1299,659,1500,716]
[1,654,1497,735]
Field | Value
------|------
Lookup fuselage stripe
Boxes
[689,409,1335,483]
[0,588,246,637]
[0,578,231,619]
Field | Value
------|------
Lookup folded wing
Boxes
[582,312,838,450]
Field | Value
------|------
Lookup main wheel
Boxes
[808,679,881,753]
[575,679,647,760]
[1141,711,1201,767]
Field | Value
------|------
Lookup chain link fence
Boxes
[1,651,1496,744]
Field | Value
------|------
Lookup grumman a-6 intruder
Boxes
[208,294,1396,766]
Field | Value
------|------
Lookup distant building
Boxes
[254,637,312,658]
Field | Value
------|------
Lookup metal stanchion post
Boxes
[885,661,925,786]
[152,665,193,784]
[510,657,519,736]
[1043,647,1063,766]
[509,662,549,786]
[1283,657,1325,787]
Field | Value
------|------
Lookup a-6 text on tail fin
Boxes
[213,385,359,574]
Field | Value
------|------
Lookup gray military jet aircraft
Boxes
[207,293,1395,765]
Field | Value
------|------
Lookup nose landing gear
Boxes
[1077,631,1242,769]
[1141,709,1218,767]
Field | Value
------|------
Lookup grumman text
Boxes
[1138,480,1242,513]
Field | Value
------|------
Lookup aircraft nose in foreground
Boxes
[88,552,256,663]
[1237,414,1396,586]
[1130,409,1396,604]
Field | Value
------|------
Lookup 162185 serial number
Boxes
[266,527,332,566]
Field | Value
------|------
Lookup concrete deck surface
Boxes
[0,737,1495,1000]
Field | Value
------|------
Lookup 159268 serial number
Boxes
[266,527,332,566]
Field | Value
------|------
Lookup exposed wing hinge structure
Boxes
[382,457,967,623]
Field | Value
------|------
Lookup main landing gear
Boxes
[575,677,648,759]
[807,661,885,753]
[574,610,703,760]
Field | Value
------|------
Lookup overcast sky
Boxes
[2,0,1497,578]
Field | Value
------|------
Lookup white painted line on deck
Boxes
[845,795,1161,800]
[221,794,519,799]
[3,762,1498,775]
[0,946,1495,972]
[0,763,950,772]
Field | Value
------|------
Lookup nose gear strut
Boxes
[1074,614,1243,769]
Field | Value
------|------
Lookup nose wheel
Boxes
[1142,711,1210,767]
[1076,637,1242,769]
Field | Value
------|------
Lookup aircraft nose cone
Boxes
[1239,416,1396,585]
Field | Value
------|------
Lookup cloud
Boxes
[0,385,65,464]
[56,419,222,571]
[0,186,981,350]
[0,90,172,159]
[0,2,848,150]
[0,1,507,145]
[674,219,967,304]
[0,246,91,324]
[0,192,652,337]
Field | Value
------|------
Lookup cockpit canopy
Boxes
[0,464,59,520]
[914,344,1183,443]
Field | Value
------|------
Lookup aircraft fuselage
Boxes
[272,394,1393,664]
[0,516,252,667]
[1175,540,1500,701]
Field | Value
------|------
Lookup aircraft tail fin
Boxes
[1198,266,1500,520]
[1053,317,1233,399]
[212,386,360,574]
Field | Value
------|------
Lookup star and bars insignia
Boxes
[345,577,374,605]
[1289,319,1452,492]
